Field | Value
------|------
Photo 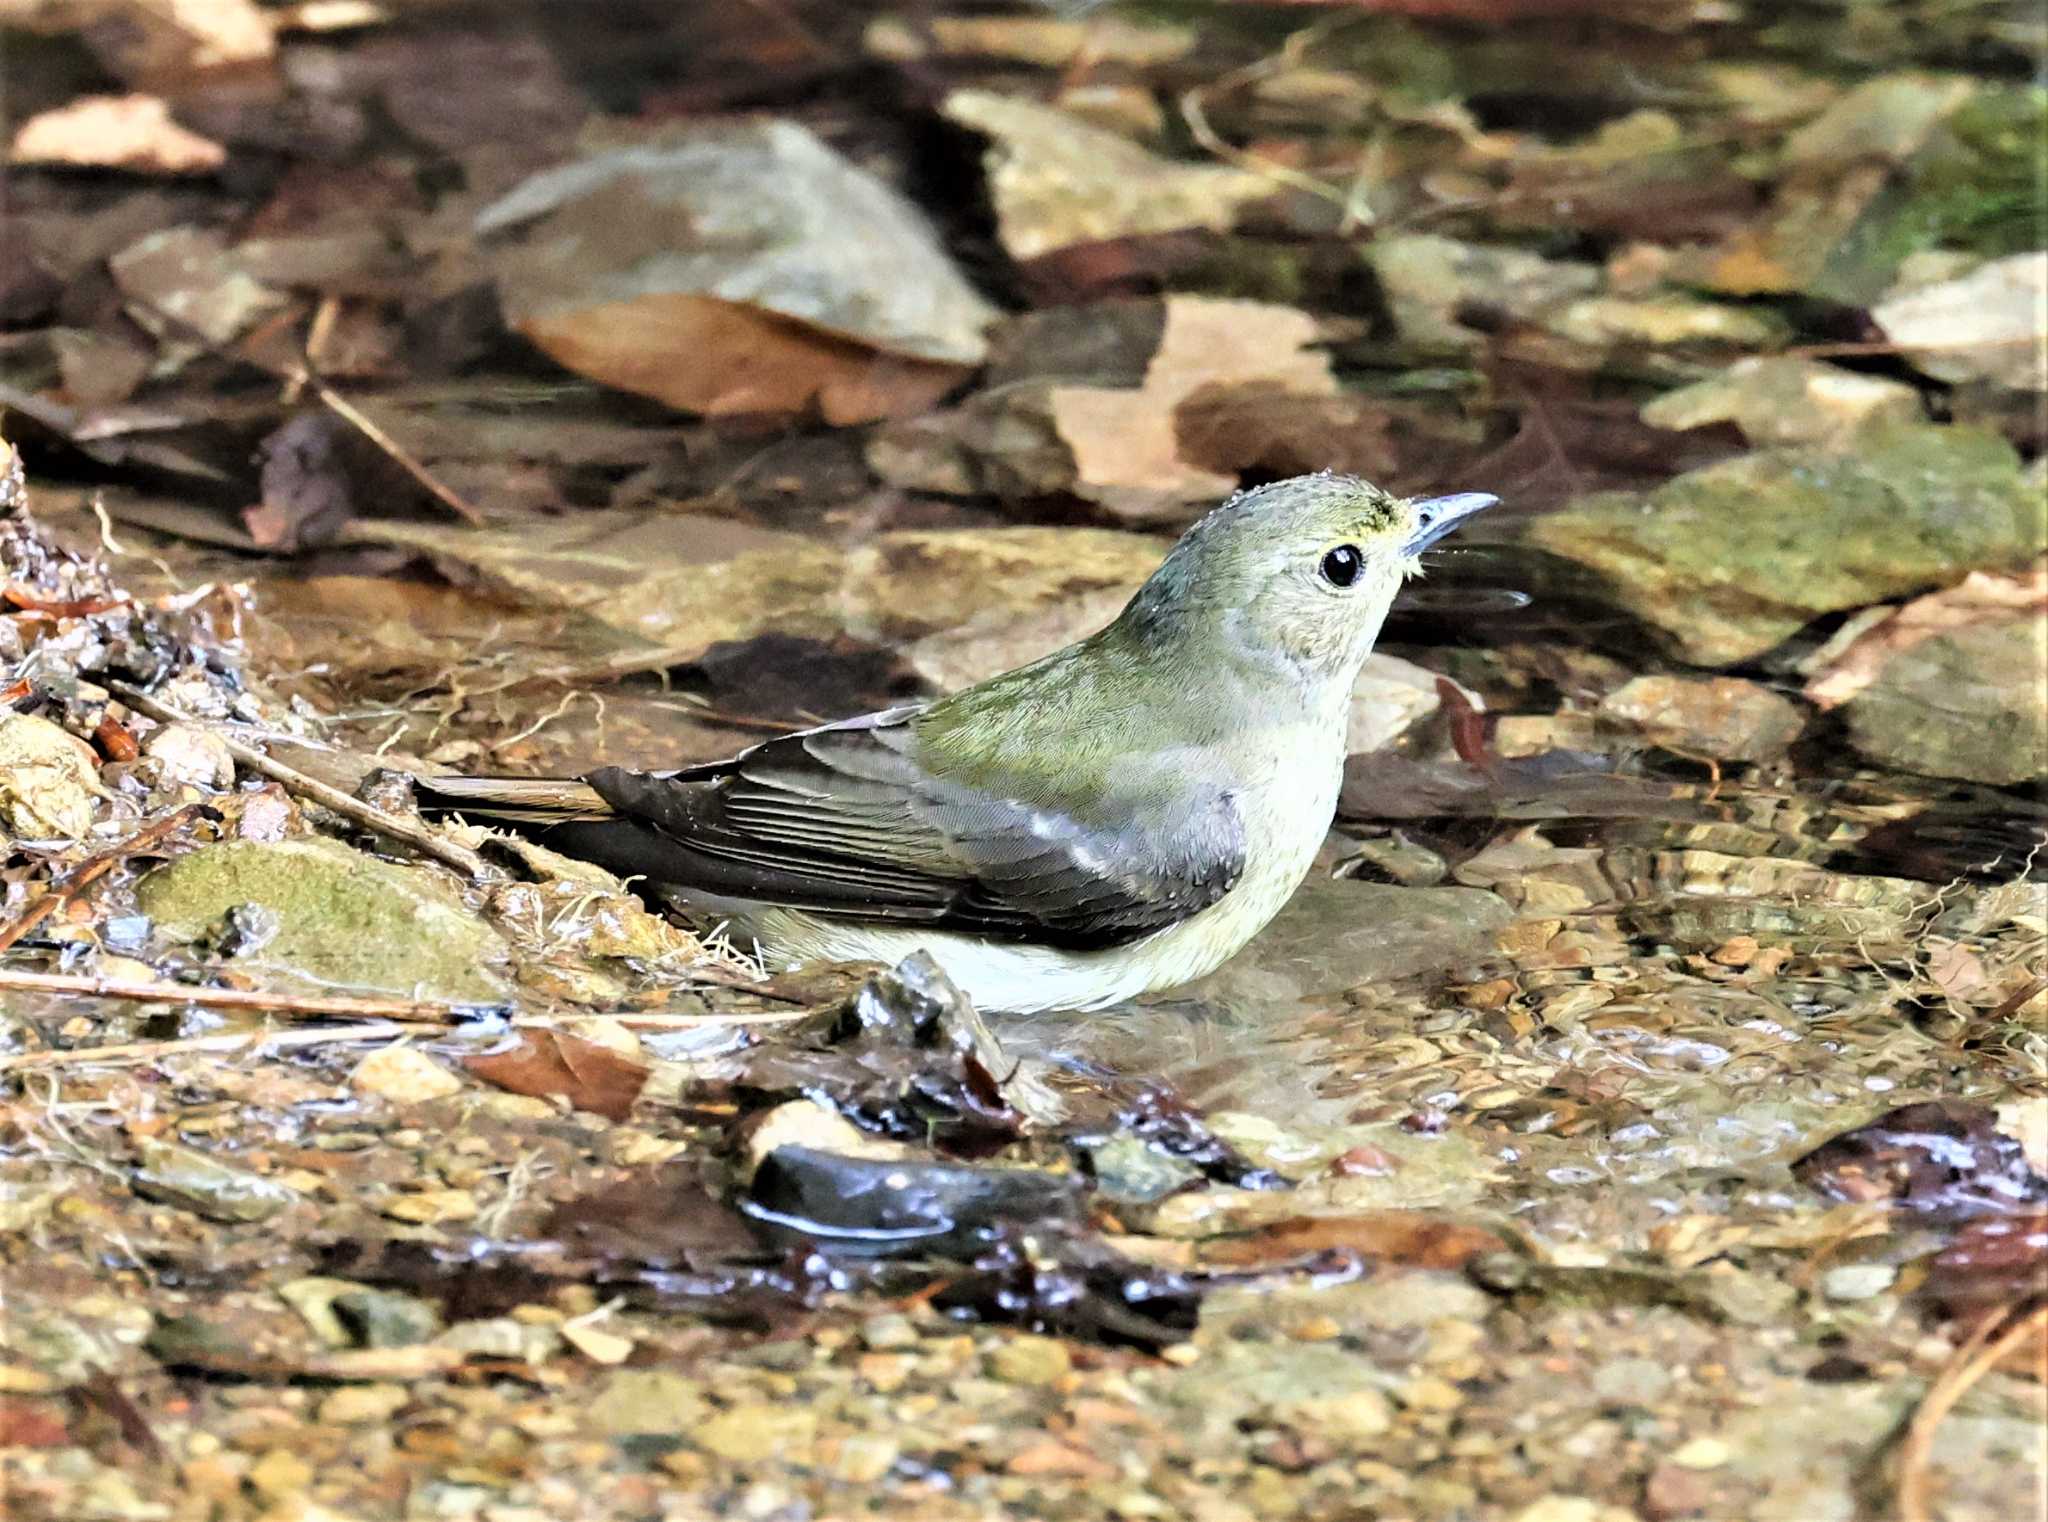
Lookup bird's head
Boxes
[1118,473,1497,686]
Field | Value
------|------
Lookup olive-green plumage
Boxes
[417,474,1495,1012]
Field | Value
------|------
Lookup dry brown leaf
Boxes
[1049,297,1338,523]
[9,94,226,174]
[463,1029,650,1122]
[1804,564,2048,710]
[516,294,966,426]
[0,0,275,82]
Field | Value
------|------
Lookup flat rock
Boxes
[1598,674,1806,761]
[137,836,508,1001]
[1522,423,2044,665]
[1842,615,2046,784]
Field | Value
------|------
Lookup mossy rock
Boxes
[1845,616,2047,785]
[1522,423,2045,665]
[138,837,508,1001]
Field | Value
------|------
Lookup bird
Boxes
[414,475,1496,1014]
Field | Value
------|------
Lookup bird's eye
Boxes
[1319,544,1364,588]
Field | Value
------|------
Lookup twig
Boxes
[0,804,210,955]
[109,684,489,879]
[302,372,487,527]
[1897,1302,2048,1522]
[0,1020,433,1072]
[0,967,504,1026]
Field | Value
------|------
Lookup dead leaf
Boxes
[944,90,1269,261]
[516,293,967,424]
[463,1029,649,1122]
[245,412,358,553]
[1803,564,2048,710]
[1050,296,1339,523]
[0,0,276,85]
[9,94,226,174]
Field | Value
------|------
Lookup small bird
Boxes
[417,475,1495,1013]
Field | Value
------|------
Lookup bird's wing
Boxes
[585,711,1245,952]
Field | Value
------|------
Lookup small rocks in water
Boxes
[1282,1387,1392,1444]
[316,1384,409,1425]
[585,1370,708,1436]
[132,1138,299,1224]
[987,1334,1072,1386]
[1338,829,1450,887]
[0,712,106,839]
[1819,1262,1899,1302]
[142,722,235,791]
[694,1403,817,1464]
[380,1188,480,1226]
[350,1045,464,1104]
[1597,674,1806,762]
[1086,1133,1205,1205]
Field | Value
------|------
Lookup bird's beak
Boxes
[1404,492,1499,555]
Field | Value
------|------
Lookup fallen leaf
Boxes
[1050,297,1340,523]
[9,94,226,174]
[464,1029,649,1122]
[1803,565,2048,710]
[944,90,1268,261]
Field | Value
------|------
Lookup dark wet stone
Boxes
[1792,1101,2048,1219]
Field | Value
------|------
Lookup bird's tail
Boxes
[409,773,616,827]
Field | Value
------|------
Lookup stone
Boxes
[141,722,236,790]
[316,1384,408,1424]
[694,1403,817,1464]
[1876,251,2048,392]
[1367,234,1599,355]
[1820,1263,1899,1302]
[1642,357,1922,448]
[1522,424,2044,665]
[1590,1357,1673,1405]
[379,1188,479,1225]
[586,1370,708,1436]
[1086,1134,1204,1205]
[131,1139,298,1224]
[1280,1388,1391,1445]
[349,1045,464,1104]
[137,836,509,1001]
[1842,616,2046,784]
[476,121,996,424]
[988,1335,1071,1386]
[0,713,106,839]
[1598,675,1806,762]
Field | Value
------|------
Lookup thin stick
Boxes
[0,966,502,1023]
[0,1021,433,1072]
[1897,1303,2048,1522]
[304,373,487,527]
[110,685,489,879]
[0,804,209,954]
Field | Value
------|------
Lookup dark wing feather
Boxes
[584,712,1244,952]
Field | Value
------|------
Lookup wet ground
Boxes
[1,2,2044,1520]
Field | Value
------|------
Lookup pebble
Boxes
[587,1371,707,1437]
[859,1313,921,1351]
[1820,1263,1899,1302]
[1591,1357,1673,1406]
[316,1384,408,1424]
[380,1188,479,1225]
[695,1404,817,1463]
[1668,1435,1732,1469]
[829,1433,901,1484]
[350,1045,464,1104]
[988,1334,1072,1386]
[1282,1388,1391,1443]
